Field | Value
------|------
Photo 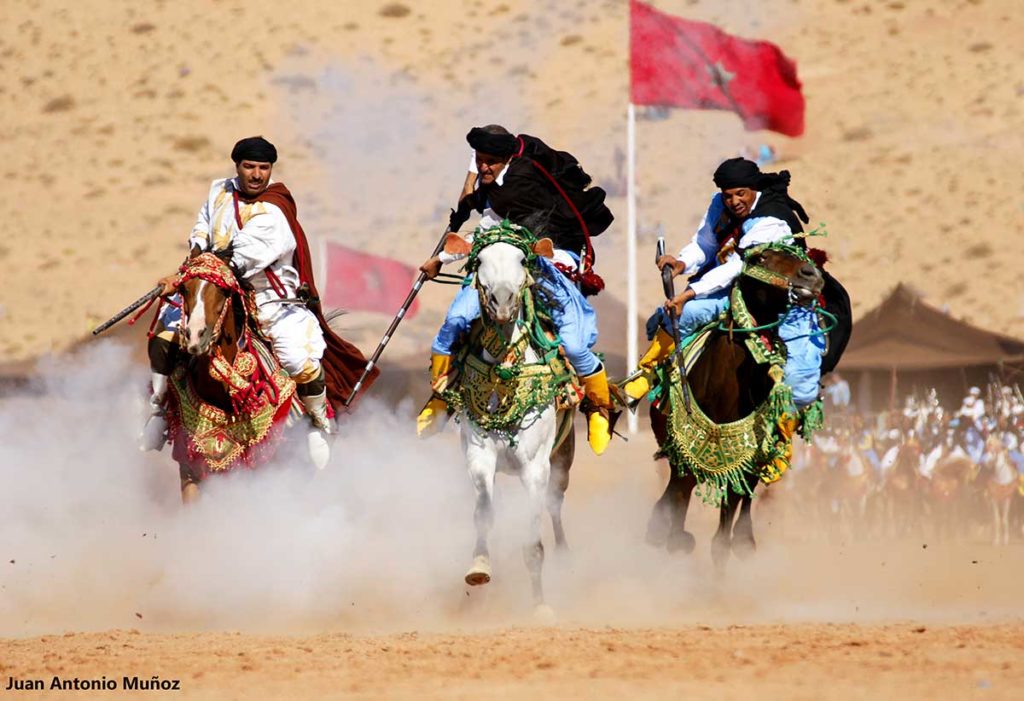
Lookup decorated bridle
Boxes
[177,252,247,351]
[740,241,818,306]
[466,221,539,317]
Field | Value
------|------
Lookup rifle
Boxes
[658,237,691,412]
[343,225,453,407]
[91,285,163,336]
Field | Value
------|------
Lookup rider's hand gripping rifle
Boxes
[658,237,691,412]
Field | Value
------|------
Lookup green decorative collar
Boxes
[466,219,538,273]
[728,286,788,367]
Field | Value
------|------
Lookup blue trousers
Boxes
[432,257,601,376]
[646,293,824,407]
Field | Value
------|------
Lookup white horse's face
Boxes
[476,242,528,324]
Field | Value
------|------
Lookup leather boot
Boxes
[582,366,615,455]
[416,353,453,437]
[623,327,675,401]
[300,389,333,470]
[139,372,169,451]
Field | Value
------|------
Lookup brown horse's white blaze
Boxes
[182,279,229,356]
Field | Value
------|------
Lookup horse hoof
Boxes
[732,534,756,560]
[645,520,670,548]
[666,529,696,554]
[533,604,556,624]
[465,556,492,586]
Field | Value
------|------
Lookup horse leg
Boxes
[547,425,574,551]
[518,455,552,610]
[465,441,497,586]
[645,474,675,548]
[991,496,1001,546]
[179,465,200,505]
[712,490,743,573]
[731,476,760,559]
[645,406,676,547]
[665,471,698,554]
[999,498,1011,546]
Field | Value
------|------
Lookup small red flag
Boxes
[630,0,805,137]
[320,243,419,318]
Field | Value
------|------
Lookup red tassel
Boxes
[807,248,829,268]
[579,270,605,297]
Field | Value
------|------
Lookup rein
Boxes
[177,252,280,411]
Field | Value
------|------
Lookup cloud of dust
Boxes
[3,30,1019,637]
[1,343,1019,638]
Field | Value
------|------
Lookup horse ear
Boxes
[189,244,204,259]
[443,233,471,256]
[532,238,555,259]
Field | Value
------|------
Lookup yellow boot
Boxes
[622,327,676,401]
[582,367,615,455]
[416,353,453,437]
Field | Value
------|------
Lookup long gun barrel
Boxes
[343,226,452,407]
[91,285,163,336]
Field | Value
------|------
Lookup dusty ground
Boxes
[3,623,1022,700]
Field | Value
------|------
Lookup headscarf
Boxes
[231,136,278,164]
[466,127,517,157]
[713,157,809,225]
[712,157,761,190]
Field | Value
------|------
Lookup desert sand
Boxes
[1,0,1022,364]
[2,0,1023,699]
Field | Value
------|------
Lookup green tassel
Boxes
[798,400,825,442]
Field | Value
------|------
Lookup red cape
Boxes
[250,183,378,412]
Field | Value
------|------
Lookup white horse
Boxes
[453,234,573,614]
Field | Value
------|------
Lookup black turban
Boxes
[713,157,761,190]
[466,127,517,157]
[231,136,277,164]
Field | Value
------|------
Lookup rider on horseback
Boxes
[417,125,617,454]
[624,157,825,409]
[141,136,374,469]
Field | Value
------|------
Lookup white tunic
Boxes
[675,192,795,297]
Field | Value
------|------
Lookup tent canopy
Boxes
[839,284,1024,371]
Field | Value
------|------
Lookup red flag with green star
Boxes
[630,0,805,136]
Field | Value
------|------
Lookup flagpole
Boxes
[626,101,638,435]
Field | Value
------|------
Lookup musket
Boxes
[91,285,163,336]
[658,236,691,411]
[343,225,453,407]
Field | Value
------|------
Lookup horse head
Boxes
[457,223,553,325]
[178,250,242,357]
[738,242,824,319]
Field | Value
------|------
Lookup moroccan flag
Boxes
[320,242,419,319]
[630,0,805,136]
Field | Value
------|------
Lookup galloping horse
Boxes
[439,223,578,613]
[644,242,824,570]
[164,250,301,502]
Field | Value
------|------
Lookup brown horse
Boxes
[165,250,300,502]
[645,244,824,571]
